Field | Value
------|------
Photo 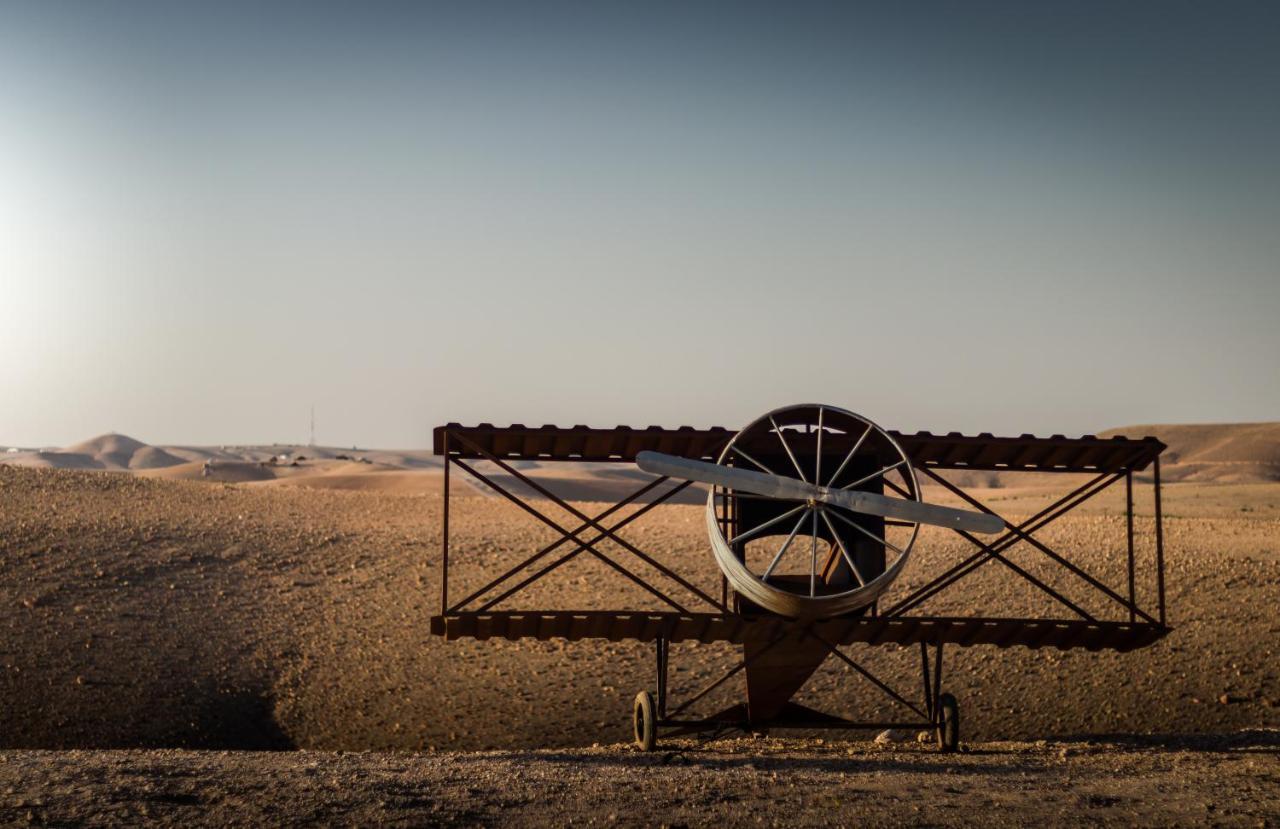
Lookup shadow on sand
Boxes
[1044,729,1280,754]
[448,728,1280,773]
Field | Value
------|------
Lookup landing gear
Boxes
[936,692,959,752]
[626,637,956,752]
[633,690,656,751]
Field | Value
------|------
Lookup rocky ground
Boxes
[1,734,1277,827]
[1,465,1278,824]
[2,465,1277,751]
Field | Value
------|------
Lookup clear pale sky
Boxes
[2,2,1277,448]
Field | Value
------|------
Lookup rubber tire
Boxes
[633,690,657,751]
[936,692,959,753]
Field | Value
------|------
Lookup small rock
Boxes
[916,731,932,744]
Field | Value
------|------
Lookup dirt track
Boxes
[2,734,1277,827]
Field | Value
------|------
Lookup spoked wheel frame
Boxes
[707,404,921,619]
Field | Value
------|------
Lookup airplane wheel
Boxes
[633,690,656,751]
[936,692,959,752]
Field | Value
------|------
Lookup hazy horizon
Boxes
[10,417,1280,455]
[7,414,1280,454]
[4,2,1278,448]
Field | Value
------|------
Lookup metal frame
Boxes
[881,466,1165,626]
[621,629,956,742]
[442,430,724,615]
[433,423,1169,744]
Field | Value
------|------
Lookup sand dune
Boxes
[143,456,477,495]
[254,466,473,495]
[140,460,279,483]
[64,433,149,458]
[161,446,255,465]
[35,433,190,471]
[128,445,188,470]
[354,449,441,470]
[2,450,106,470]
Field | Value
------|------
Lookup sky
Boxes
[2,1,1278,448]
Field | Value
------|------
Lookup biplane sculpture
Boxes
[431,405,1169,751]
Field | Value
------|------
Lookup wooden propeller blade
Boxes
[635,451,1003,535]
[823,488,1005,535]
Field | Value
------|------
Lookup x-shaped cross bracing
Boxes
[882,465,1156,625]
[446,432,727,614]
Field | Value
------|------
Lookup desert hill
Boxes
[4,421,1278,499]
[64,433,150,462]
[139,460,279,483]
[932,421,1280,489]
[1100,422,1280,483]
[4,433,186,471]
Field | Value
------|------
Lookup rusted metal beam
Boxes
[441,434,450,616]
[1154,457,1166,626]
[1126,470,1136,624]
[431,612,1169,651]
[932,643,944,722]
[435,423,1166,473]
[920,641,933,718]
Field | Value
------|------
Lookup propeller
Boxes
[636,450,1004,535]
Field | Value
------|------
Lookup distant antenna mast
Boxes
[310,405,316,447]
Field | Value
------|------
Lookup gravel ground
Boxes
[3,466,1277,752]
[1,734,1277,827]
[1,466,1278,825]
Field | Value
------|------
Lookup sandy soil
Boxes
[1,465,1277,754]
[2,460,1279,826]
[1,735,1276,827]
